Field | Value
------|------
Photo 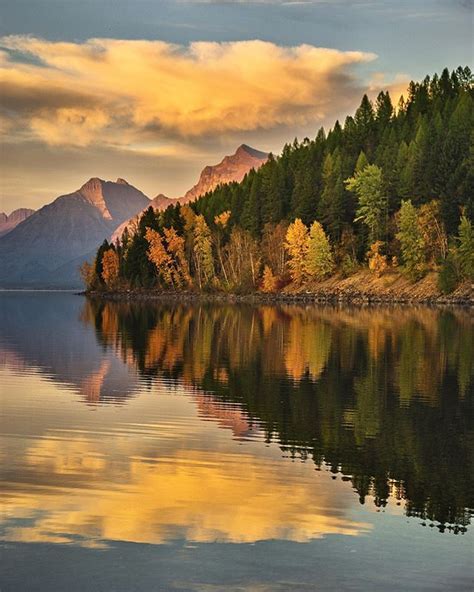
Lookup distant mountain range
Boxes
[0,208,35,237]
[0,144,268,288]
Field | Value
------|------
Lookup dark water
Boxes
[0,292,473,591]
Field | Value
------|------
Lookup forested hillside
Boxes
[85,67,474,295]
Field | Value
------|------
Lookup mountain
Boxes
[180,144,268,204]
[112,144,268,242]
[0,178,149,288]
[0,208,35,237]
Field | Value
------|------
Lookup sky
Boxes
[0,0,472,213]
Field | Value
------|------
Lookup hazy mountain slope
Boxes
[0,178,149,287]
[0,208,35,237]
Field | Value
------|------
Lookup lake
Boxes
[0,292,472,591]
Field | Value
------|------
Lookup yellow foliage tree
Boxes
[367,241,387,277]
[79,260,97,290]
[261,265,278,292]
[101,248,120,288]
[284,218,309,284]
[214,210,231,228]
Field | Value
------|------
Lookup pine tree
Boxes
[457,215,474,280]
[396,200,426,281]
[241,173,262,236]
[355,150,369,173]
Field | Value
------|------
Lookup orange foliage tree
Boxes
[101,248,120,288]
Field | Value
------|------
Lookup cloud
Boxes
[0,36,376,147]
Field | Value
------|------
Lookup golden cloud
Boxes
[0,36,377,147]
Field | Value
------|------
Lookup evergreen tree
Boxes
[457,215,474,280]
[396,200,426,280]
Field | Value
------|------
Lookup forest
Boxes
[83,67,474,295]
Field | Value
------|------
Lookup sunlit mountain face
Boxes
[1,293,472,591]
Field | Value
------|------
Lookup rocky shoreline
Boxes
[82,270,474,306]
[84,287,473,307]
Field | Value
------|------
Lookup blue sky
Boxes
[0,0,472,211]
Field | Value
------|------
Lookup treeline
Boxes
[83,67,474,294]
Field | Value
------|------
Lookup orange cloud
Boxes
[0,36,377,147]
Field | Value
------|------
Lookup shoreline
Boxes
[83,290,474,308]
[82,271,474,307]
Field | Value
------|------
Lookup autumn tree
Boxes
[367,241,387,277]
[214,210,231,288]
[396,200,426,280]
[222,227,260,292]
[284,219,309,284]
[261,222,288,280]
[346,164,387,243]
[305,221,335,279]
[145,228,173,286]
[164,227,191,288]
[193,215,215,290]
[79,261,97,290]
[101,248,120,288]
[261,265,278,292]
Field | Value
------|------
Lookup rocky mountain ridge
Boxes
[0,178,150,287]
[0,208,35,237]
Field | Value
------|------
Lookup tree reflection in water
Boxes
[83,299,474,533]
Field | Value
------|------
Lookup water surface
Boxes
[1,293,473,591]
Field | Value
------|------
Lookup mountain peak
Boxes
[78,178,112,220]
[181,144,269,204]
[116,178,129,185]
[235,144,268,160]
[0,208,35,237]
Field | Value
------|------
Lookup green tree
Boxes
[346,164,387,243]
[457,215,474,280]
[305,221,335,279]
[396,200,426,280]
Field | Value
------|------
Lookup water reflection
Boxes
[0,293,473,558]
[82,299,474,532]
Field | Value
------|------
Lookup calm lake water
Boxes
[0,292,473,591]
